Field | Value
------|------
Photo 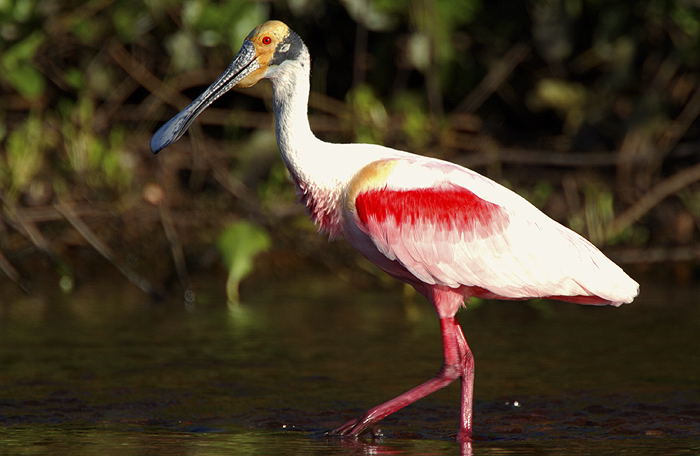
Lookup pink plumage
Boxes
[345,158,637,308]
[151,21,640,444]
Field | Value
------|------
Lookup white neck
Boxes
[269,49,323,185]
[266,50,407,236]
[269,49,349,235]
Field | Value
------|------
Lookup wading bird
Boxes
[151,21,639,443]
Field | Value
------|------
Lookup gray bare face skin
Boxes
[150,40,259,154]
[271,29,303,66]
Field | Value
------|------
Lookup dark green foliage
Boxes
[0,0,698,290]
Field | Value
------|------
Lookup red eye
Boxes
[262,36,272,45]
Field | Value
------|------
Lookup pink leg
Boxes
[453,321,475,442]
[329,316,474,440]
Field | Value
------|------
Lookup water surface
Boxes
[1,269,699,455]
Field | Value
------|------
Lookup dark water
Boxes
[1,269,699,455]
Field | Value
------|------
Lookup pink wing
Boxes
[351,159,638,306]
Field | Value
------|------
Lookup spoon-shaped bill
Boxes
[150,40,259,154]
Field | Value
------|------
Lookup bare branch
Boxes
[605,162,700,240]
[55,202,162,298]
[452,43,530,114]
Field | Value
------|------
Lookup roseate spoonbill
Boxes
[150,21,639,442]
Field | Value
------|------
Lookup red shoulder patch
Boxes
[355,185,505,237]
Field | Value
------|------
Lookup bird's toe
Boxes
[328,417,364,437]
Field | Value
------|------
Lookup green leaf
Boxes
[1,31,46,98]
[4,64,44,97]
[217,220,271,304]
[1,31,44,67]
[347,84,388,144]
[165,30,202,71]
[64,67,84,89]
[3,112,46,198]
[72,17,101,44]
[341,0,398,31]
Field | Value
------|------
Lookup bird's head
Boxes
[150,20,304,154]
[237,20,305,86]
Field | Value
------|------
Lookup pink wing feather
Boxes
[351,159,639,306]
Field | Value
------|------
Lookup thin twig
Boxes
[45,0,115,35]
[353,20,368,88]
[114,106,349,133]
[95,77,141,131]
[608,245,700,264]
[452,146,620,168]
[11,205,111,223]
[452,43,530,114]
[55,201,161,298]
[0,247,27,293]
[112,46,350,119]
[108,41,190,109]
[210,165,268,223]
[604,161,700,240]
[158,203,193,304]
[657,84,700,156]
[0,195,68,273]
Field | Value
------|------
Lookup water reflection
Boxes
[1,270,699,455]
[4,427,698,455]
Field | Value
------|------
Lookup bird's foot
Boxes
[327,417,362,437]
[327,415,375,438]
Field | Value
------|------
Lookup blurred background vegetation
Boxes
[0,0,699,299]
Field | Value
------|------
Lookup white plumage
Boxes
[150,20,639,444]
